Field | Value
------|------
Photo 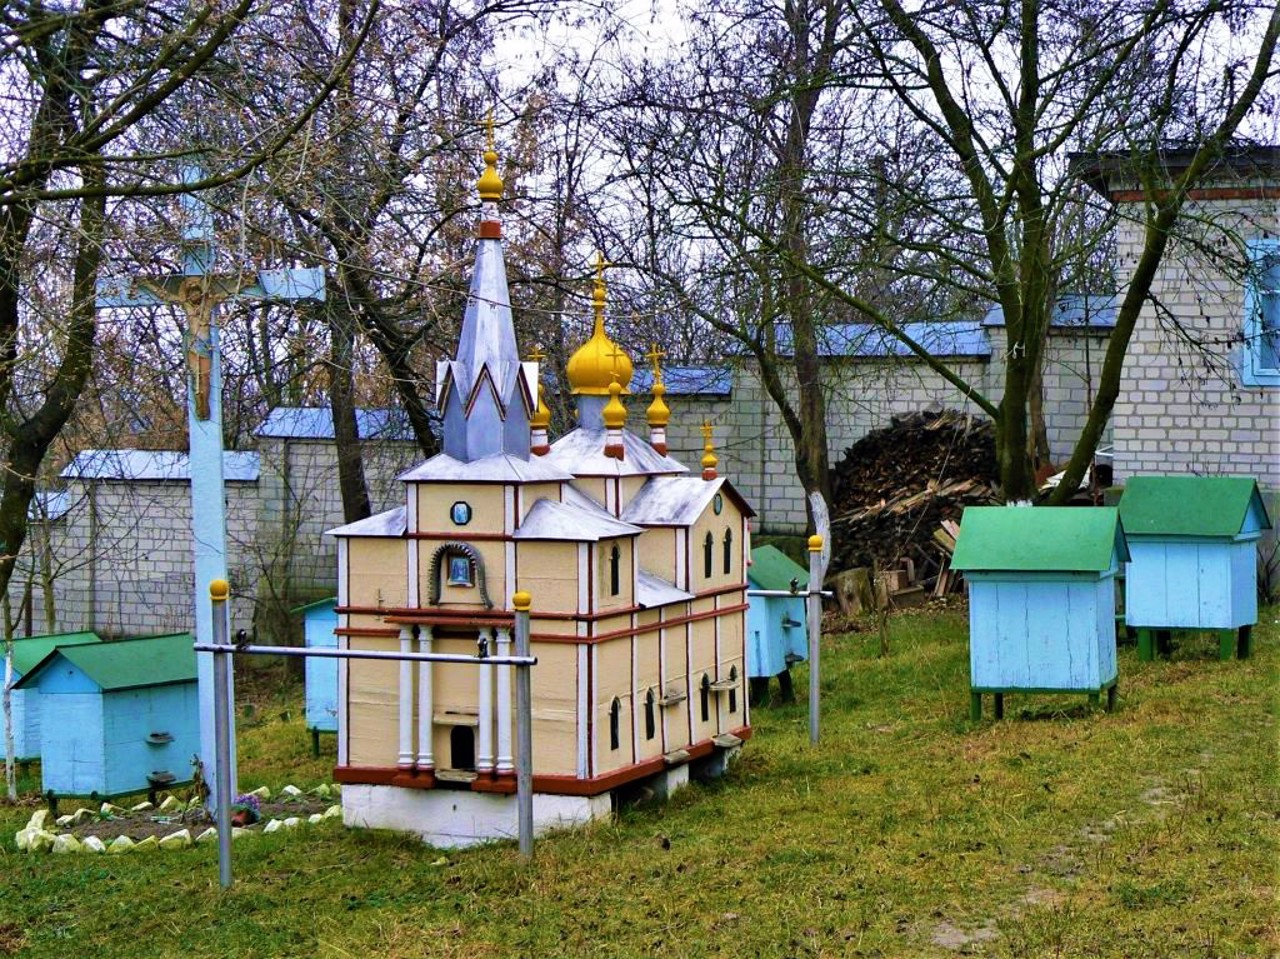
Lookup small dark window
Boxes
[728,666,739,714]
[644,688,656,740]
[723,528,733,574]
[450,726,475,771]
[700,674,711,722]
[609,543,621,596]
[703,532,714,578]
[609,698,621,751]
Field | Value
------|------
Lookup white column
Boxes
[417,626,434,769]
[495,627,513,774]
[397,626,414,768]
[477,627,495,773]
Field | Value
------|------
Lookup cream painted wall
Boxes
[515,541,580,614]
[417,484,505,535]
[347,540,407,609]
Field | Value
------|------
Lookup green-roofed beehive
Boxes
[746,545,809,697]
[7,631,103,761]
[15,633,198,800]
[1118,475,1271,659]
[951,507,1127,720]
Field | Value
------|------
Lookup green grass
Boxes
[1,609,1275,958]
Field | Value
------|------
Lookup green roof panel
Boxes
[10,631,103,676]
[16,632,197,692]
[748,545,810,591]
[950,506,1128,572]
[1118,475,1272,537]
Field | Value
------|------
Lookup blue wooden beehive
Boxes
[951,507,1128,720]
[297,597,339,753]
[746,546,809,703]
[7,631,103,761]
[1118,475,1271,661]
[15,633,198,799]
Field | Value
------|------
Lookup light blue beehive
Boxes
[951,507,1128,720]
[15,633,198,799]
[746,545,809,679]
[6,631,102,761]
[297,597,339,752]
[1119,475,1271,660]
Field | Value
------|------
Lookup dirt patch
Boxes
[0,923,26,956]
[66,795,332,843]
[931,919,998,951]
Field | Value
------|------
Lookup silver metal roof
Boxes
[544,428,688,478]
[326,505,407,538]
[61,449,260,483]
[398,452,574,484]
[636,570,694,607]
[255,407,420,441]
[622,475,755,526]
[514,498,642,541]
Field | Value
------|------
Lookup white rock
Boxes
[81,836,106,854]
[71,807,96,826]
[158,796,184,812]
[280,784,302,797]
[158,829,192,849]
[51,834,82,855]
[107,836,135,854]
[134,836,159,851]
[55,814,74,828]
[100,802,123,816]
[282,817,300,829]
[263,819,284,834]
[310,784,330,798]
[231,827,250,841]
[15,827,37,852]
[26,809,51,831]
[323,804,342,819]
[129,801,154,813]
[308,814,324,825]
[248,786,271,800]
[195,828,218,844]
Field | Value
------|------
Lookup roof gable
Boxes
[9,631,103,676]
[748,545,809,591]
[16,633,197,692]
[1119,476,1272,537]
[622,476,755,527]
[951,506,1128,572]
[514,498,643,541]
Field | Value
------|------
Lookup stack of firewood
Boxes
[827,410,999,591]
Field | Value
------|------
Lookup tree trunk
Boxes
[327,297,372,523]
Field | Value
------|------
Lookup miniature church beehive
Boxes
[327,142,754,847]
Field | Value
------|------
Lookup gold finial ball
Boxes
[477,148,504,202]
[807,534,824,552]
[512,590,532,611]
[209,578,230,600]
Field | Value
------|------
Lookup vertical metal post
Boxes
[807,534,823,745]
[512,591,534,858]
[210,579,234,889]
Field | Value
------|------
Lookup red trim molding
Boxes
[478,220,501,239]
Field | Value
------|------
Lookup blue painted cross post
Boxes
[96,166,325,809]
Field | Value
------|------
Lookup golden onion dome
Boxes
[646,381,670,427]
[565,254,632,395]
[477,112,503,202]
[530,383,552,429]
[602,379,627,429]
[700,420,718,471]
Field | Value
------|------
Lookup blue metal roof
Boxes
[29,490,70,521]
[982,293,1118,330]
[255,406,421,441]
[630,366,732,396]
[61,449,260,482]
[773,321,991,359]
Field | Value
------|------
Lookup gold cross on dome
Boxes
[701,420,715,445]
[527,343,546,363]
[485,108,495,151]
[644,343,666,374]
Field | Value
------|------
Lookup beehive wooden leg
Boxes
[1218,630,1235,661]
[1137,629,1154,662]
[969,691,982,722]
[1106,684,1118,713]
[1237,625,1253,659]
[312,728,321,758]
[1156,630,1173,658]
[993,693,1004,720]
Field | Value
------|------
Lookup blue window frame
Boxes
[1242,239,1280,388]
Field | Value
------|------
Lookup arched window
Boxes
[728,665,739,714]
[700,674,711,722]
[609,543,621,596]
[644,688,656,741]
[703,532,714,578]
[723,528,733,574]
[609,698,621,751]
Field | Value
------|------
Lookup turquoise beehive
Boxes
[6,631,103,761]
[297,596,339,754]
[951,507,1128,720]
[746,546,809,704]
[1118,475,1271,660]
[15,633,198,800]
